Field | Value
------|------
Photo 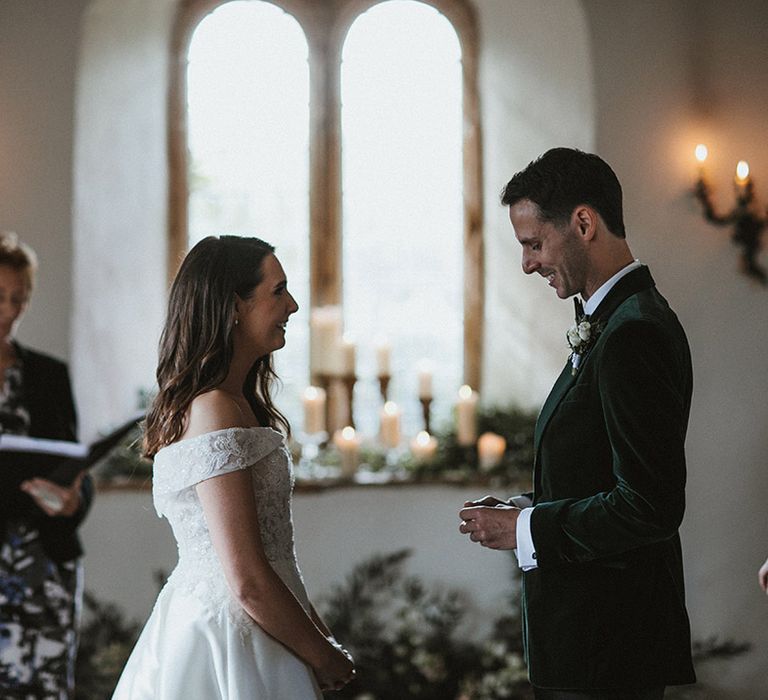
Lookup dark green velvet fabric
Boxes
[524,266,696,690]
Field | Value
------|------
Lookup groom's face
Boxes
[509,199,588,299]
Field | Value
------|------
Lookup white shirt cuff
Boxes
[514,507,538,571]
[508,494,533,509]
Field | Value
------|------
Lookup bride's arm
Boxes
[188,391,353,689]
[197,470,343,672]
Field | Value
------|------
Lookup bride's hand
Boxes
[314,641,355,691]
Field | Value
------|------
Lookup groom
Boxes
[459,148,696,699]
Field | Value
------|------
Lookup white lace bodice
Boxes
[152,427,307,628]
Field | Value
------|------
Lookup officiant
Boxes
[0,231,92,699]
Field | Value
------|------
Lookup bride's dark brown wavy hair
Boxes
[143,235,290,458]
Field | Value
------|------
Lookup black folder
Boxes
[0,413,143,513]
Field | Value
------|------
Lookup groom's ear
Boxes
[571,205,598,241]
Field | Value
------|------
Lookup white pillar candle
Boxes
[375,341,392,376]
[477,431,506,471]
[339,334,356,376]
[410,430,438,463]
[333,426,361,478]
[302,386,326,435]
[417,365,433,400]
[456,384,478,446]
[310,306,342,375]
[380,401,402,449]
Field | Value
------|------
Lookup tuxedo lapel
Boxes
[534,363,576,454]
[532,266,656,494]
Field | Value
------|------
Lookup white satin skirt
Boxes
[111,563,322,699]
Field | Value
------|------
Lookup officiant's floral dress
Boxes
[0,355,82,700]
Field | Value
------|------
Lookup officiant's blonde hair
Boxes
[0,230,38,294]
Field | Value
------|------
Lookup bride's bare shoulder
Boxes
[182,390,248,440]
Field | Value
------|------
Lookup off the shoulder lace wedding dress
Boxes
[111,427,322,699]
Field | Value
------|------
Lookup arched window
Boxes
[341,1,463,431]
[183,0,310,419]
[170,0,482,431]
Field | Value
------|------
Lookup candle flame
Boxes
[458,384,473,400]
[415,430,431,446]
[695,144,708,163]
[341,426,356,440]
[304,386,319,399]
[383,401,399,415]
[736,160,750,182]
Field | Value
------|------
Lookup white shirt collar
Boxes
[582,260,643,316]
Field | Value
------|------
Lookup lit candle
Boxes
[735,160,750,187]
[477,432,506,471]
[375,341,392,376]
[333,425,361,478]
[310,306,342,375]
[695,143,708,178]
[417,364,433,400]
[339,334,357,376]
[302,386,326,435]
[410,430,438,463]
[380,401,402,449]
[455,385,478,447]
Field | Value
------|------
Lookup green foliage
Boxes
[91,424,152,483]
[319,550,531,700]
[416,405,537,482]
[74,591,140,700]
[95,403,538,486]
[71,556,749,700]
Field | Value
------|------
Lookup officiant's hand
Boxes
[459,502,521,550]
[20,471,85,517]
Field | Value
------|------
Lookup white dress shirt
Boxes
[514,260,643,570]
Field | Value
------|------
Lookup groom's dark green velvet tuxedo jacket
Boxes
[523,266,696,690]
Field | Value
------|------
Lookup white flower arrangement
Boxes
[566,319,603,374]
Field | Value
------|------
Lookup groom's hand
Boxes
[459,503,520,550]
[463,494,508,508]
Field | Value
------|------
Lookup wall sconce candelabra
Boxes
[693,144,767,284]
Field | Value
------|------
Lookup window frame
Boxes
[168,0,484,389]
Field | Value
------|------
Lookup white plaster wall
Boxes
[71,0,175,440]
[474,0,595,410]
[0,0,88,359]
[581,1,768,697]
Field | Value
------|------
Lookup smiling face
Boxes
[508,199,590,300]
[0,265,30,342]
[235,253,299,357]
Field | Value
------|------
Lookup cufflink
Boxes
[532,552,537,560]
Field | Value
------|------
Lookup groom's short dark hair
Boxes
[501,147,626,238]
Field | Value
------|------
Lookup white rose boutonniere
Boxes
[566,318,603,375]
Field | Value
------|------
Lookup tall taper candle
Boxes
[302,386,326,435]
[310,306,342,375]
[456,385,478,446]
[333,426,360,478]
[380,401,402,449]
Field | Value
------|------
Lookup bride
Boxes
[112,235,354,698]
